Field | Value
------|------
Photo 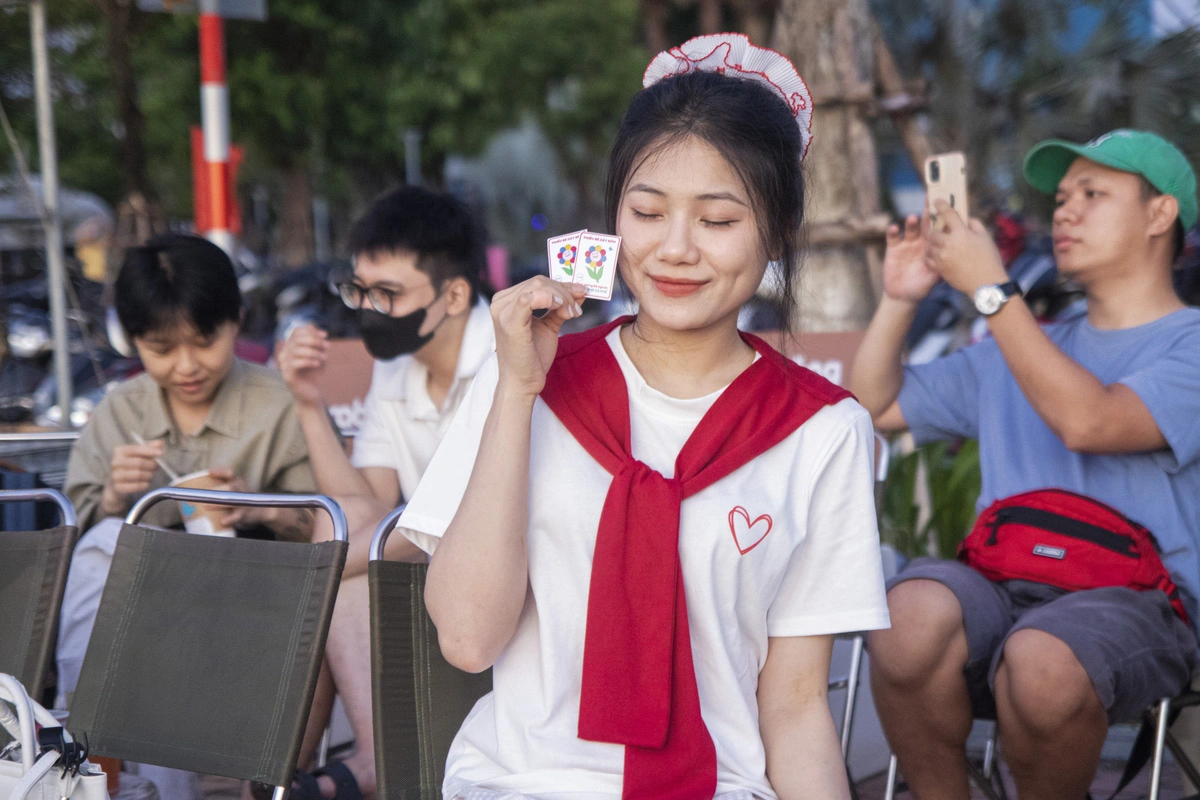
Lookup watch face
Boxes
[975,285,1004,316]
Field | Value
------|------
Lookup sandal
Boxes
[251,760,362,800]
[312,761,363,800]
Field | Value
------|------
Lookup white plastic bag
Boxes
[0,674,107,800]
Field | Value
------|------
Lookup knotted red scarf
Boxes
[539,317,850,799]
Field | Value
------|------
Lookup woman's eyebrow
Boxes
[695,191,747,206]
[628,183,747,207]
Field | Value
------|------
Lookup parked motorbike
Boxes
[269,259,360,344]
[0,277,115,426]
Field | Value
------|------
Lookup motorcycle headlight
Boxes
[69,394,97,428]
[36,403,63,428]
[8,321,51,359]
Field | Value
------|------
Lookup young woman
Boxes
[398,34,890,800]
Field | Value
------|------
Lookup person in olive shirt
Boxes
[58,234,317,800]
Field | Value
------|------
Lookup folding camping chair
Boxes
[368,507,493,800]
[880,687,1200,800]
[0,488,78,698]
[67,488,349,800]
[828,431,891,775]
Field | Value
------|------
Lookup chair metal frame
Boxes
[368,506,404,564]
[126,488,346,537]
[828,431,892,797]
[883,691,1200,800]
[0,487,76,528]
[123,488,349,800]
[1146,691,1200,799]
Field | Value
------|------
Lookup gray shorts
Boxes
[888,558,1199,723]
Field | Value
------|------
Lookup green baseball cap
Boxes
[1023,129,1198,230]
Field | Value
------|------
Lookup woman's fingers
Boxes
[497,278,583,326]
[519,285,578,316]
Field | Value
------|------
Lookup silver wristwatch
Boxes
[973,281,1021,317]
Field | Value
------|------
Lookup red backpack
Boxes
[958,488,1189,626]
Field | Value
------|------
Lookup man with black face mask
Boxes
[275,185,493,800]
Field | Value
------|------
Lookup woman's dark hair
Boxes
[605,70,806,327]
[115,233,241,339]
[347,186,486,304]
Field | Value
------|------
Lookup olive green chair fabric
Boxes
[70,523,347,787]
[370,560,492,800]
[0,524,77,696]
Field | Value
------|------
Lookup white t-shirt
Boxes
[399,327,890,800]
[351,299,495,501]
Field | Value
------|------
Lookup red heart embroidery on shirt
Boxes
[728,506,773,555]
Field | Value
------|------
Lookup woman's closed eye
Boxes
[701,218,738,228]
[630,209,662,220]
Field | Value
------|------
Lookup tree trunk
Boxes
[643,0,670,53]
[97,0,151,201]
[698,0,722,33]
[772,0,881,332]
[277,162,315,268]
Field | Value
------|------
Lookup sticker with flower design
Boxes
[584,245,607,281]
[557,245,578,276]
[576,231,622,301]
[546,230,584,283]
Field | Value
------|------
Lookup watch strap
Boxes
[997,281,1022,299]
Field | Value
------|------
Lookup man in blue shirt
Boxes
[852,130,1200,800]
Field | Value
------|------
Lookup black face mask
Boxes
[358,300,443,361]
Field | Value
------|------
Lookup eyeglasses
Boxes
[335,281,419,315]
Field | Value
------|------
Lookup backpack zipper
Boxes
[987,506,1137,557]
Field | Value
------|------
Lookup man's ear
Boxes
[1147,193,1180,238]
[444,277,473,315]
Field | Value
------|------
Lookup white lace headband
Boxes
[642,33,814,161]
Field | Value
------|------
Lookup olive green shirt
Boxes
[64,359,316,536]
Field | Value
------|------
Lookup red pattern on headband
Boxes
[643,33,814,160]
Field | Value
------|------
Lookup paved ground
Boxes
[204,761,1187,800]
[854,760,1186,799]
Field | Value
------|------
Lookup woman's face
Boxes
[616,136,769,333]
[133,318,238,412]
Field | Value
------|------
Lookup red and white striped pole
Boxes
[199,1,234,254]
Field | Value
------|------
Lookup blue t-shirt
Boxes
[898,307,1200,632]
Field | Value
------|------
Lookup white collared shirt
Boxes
[350,299,495,500]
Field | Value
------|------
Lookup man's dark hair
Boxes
[605,70,806,332]
[1140,178,1186,264]
[347,186,486,304]
[115,233,241,339]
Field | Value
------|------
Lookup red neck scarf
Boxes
[539,317,850,799]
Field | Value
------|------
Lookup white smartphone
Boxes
[925,152,969,228]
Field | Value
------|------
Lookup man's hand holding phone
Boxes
[925,200,1008,296]
[920,152,1008,296]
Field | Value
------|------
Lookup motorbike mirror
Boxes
[106,307,134,357]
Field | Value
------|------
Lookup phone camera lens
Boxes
[930,160,941,182]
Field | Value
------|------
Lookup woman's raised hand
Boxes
[490,276,588,399]
[883,214,940,303]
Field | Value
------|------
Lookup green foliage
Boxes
[871,0,1200,213]
[2,0,646,231]
[0,2,124,203]
[385,0,646,221]
[880,438,982,560]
